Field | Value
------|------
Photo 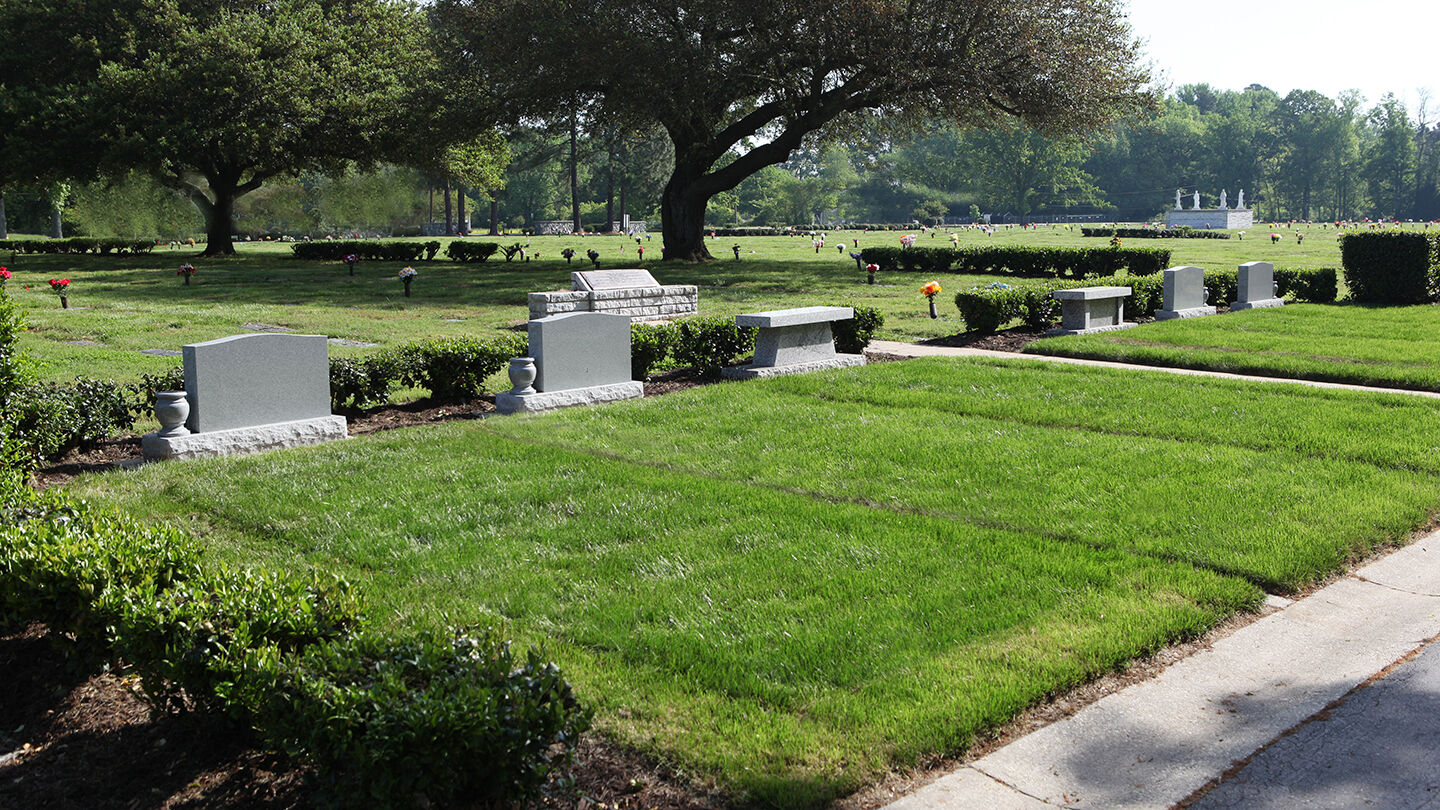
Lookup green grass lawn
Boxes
[66,356,1440,807]
[1026,303,1440,393]
[1,223,1366,383]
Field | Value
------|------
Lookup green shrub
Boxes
[422,240,442,261]
[1276,267,1338,304]
[672,316,757,377]
[330,354,399,411]
[291,240,428,262]
[242,629,589,809]
[954,283,1028,334]
[1339,232,1440,304]
[444,241,501,263]
[131,366,187,416]
[862,246,1171,278]
[394,334,527,402]
[4,378,140,468]
[1081,227,1230,240]
[631,322,677,381]
[106,567,364,714]
[828,304,884,354]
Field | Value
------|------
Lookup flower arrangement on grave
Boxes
[1109,235,1122,248]
[561,248,576,264]
[731,244,741,260]
[0,267,9,286]
[900,234,917,248]
[865,262,879,285]
[637,246,645,261]
[49,277,70,309]
[342,253,360,275]
[586,249,600,268]
[1270,233,1280,244]
[177,264,196,285]
[922,280,942,319]
[399,266,417,297]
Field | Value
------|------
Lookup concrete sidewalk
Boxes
[868,340,1440,809]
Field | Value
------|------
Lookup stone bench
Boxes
[722,306,867,379]
[1045,286,1137,336]
[528,268,698,322]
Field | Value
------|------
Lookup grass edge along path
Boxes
[64,357,1440,807]
[1023,304,1440,394]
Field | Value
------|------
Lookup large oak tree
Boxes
[437,0,1154,260]
[0,0,427,255]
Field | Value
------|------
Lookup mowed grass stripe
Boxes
[484,360,1440,590]
[69,422,1256,807]
[1026,304,1440,392]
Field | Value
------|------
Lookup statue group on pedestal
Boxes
[1175,188,1247,210]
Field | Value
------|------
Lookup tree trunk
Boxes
[570,110,581,233]
[457,184,467,234]
[489,196,500,236]
[50,206,63,239]
[427,184,434,225]
[443,177,454,234]
[661,174,713,261]
[198,187,238,256]
[0,190,7,239]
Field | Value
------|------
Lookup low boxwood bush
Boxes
[444,241,501,263]
[330,354,401,411]
[631,322,678,381]
[4,377,141,468]
[393,334,527,402]
[1339,231,1440,304]
[862,246,1171,278]
[242,629,590,809]
[291,240,433,262]
[672,315,757,378]
[1081,227,1230,239]
[828,304,884,354]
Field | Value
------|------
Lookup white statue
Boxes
[1192,190,1201,209]
[1219,189,1228,209]
[1237,189,1246,209]
[1175,188,1183,210]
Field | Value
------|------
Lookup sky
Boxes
[1124,0,1439,110]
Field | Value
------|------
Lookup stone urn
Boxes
[154,391,192,437]
[507,357,537,396]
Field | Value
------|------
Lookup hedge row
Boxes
[1081,227,1231,240]
[630,306,883,380]
[708,227,795,237]
[329,334,527,410]
[9,237,158,255]
[860,246,1172,278]
[0,483,588,808]
[951,267,1338,334]
[1339,231,1440,304]
[291,240,442,262]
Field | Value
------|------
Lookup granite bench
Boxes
[722,305,867,379]
[1045,286,1137,336]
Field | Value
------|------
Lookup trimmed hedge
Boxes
[1339,232,1440,304]
[8,237,158,255]
[951,267,1337,334]
[0,482,589,809]
[1081,227,1230,240]
[444,241,501,263]
[860,246,1171,278]
[707,226,795,237]
[631,322,678,381]
[672,316,758,378]
[291,240,440,262]
[639,306,883,378]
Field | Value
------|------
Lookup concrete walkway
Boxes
[868,340,1440,809]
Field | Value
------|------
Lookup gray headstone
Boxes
[183,333,332,433]
[1237,261,1275,303]
[572,269,660,291]
[531,312,632,392]
[1163,266,1206,310]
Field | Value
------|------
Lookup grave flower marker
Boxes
[177,264,196,285]
[49,277,70,309]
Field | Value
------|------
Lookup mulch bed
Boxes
[916,326,1048,353]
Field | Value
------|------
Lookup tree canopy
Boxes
[1,0,430,255]
[436,0,1155,259]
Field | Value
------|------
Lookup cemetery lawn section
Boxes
[1027,304,1440,393]
[65,357,1440,808]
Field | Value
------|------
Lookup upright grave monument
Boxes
[1231,261,1285,310]
[141,333,348,461]
[497,312,644,414]
[528,268,698,321]
[1155,266,1216,320]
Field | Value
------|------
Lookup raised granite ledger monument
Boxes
[141,333,347,461]
[528,268,698,321]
